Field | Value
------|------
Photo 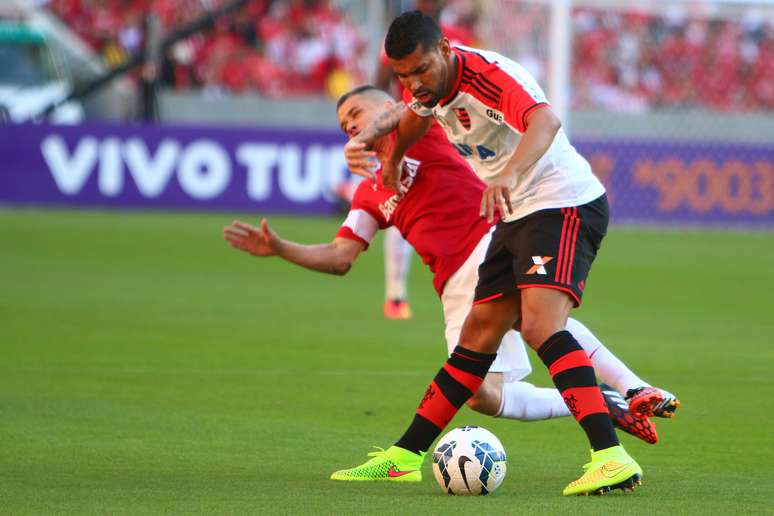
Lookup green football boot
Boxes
[330,446,425,482]
[563,445,642,496]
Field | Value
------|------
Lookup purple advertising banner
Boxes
[0,122,350,215]
[576,140,774,226]
[1,122,773,226]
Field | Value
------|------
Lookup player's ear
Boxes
[438,37,451,57]
[383,100,394,109]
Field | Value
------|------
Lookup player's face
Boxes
[337,95,380,139]
[389,38,452,108]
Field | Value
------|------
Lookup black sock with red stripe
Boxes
[538,330,619,451]
[395,346,496,454]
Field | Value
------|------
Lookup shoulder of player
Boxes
[456,46,532,103]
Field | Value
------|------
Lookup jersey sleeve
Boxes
[336,209,379,249]
[499,75,549,133]
[402,87,434,118]
[335,182,387,248]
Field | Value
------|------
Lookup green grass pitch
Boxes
[1,208,772,515]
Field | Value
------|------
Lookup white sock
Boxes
[566,318,650,395]
[384,227,413,301]
[497,381,570,421]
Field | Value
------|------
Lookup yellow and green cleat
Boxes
[330,446,425,482]
[563,445,642,496]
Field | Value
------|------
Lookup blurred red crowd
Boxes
[47,0,366,97]
[47,1,774,112]
[572,8,774,112]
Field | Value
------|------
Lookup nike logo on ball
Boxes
[458,456,473,492]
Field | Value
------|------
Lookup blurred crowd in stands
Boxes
[46,0,366,97]
[571,7,774,112]
[45,0,774,112]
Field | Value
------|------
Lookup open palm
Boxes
[223,219,279,257]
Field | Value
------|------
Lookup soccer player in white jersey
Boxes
[225,86,679,489]
[341,12,666,496]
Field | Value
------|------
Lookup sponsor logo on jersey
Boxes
[485,108,503,124]
[378,158,420,221]
[526,256,553,275]
[453,108,471,130]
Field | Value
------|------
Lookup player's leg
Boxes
[436,234,558,419]
[330,294,519,482]
[520,285,629,448]
[567,317,649,395]
[475,330,658,444]
[567,318,680,418]
[441,254,659,439]
[470,330,571,420]
[383,227,413,320]
[513,197,641,495]
[393,292,520,453]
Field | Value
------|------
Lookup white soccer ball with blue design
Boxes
[432,425,507,495]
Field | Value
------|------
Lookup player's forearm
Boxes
[502,110,561,179]
[355,102,407,146]
[385,111,433,166]
[275,240,353,276]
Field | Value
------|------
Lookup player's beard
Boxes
[417,65,451,108]
[415,89,440,108]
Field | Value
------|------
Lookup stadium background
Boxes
[1,0,772,514]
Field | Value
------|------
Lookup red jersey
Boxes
[336,122,492,296]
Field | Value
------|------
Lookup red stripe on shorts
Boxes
[555,208,570,283]
[562,208,580,285]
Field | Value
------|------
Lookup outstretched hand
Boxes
[223,219,280,257]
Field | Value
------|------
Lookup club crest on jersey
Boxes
[453,108,471,130]
[378,158,420,222]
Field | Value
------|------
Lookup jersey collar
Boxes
[438,47,465,107]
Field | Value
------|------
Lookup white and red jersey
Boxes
[405,45,605,223]
[336,122,492,296]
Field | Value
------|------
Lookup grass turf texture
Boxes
[1,208,772,515]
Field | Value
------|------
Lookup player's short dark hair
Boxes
[385,10,442,60]
[336,85,382,110]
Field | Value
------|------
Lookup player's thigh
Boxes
[510,197,609,308]
[441,252,482,353]
[458,292,521,354]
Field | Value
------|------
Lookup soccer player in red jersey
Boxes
[224,86,678,486]
[345,0,478,321]
[341,12,670,495]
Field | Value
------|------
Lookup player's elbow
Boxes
[529,107,561,136]
[331,260,353,276]
[543,108,562,134]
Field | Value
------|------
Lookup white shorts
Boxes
[440,229,533,382]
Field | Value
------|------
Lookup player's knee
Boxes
[519,318,558,350]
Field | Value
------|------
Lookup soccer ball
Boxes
[431,425,507,495]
